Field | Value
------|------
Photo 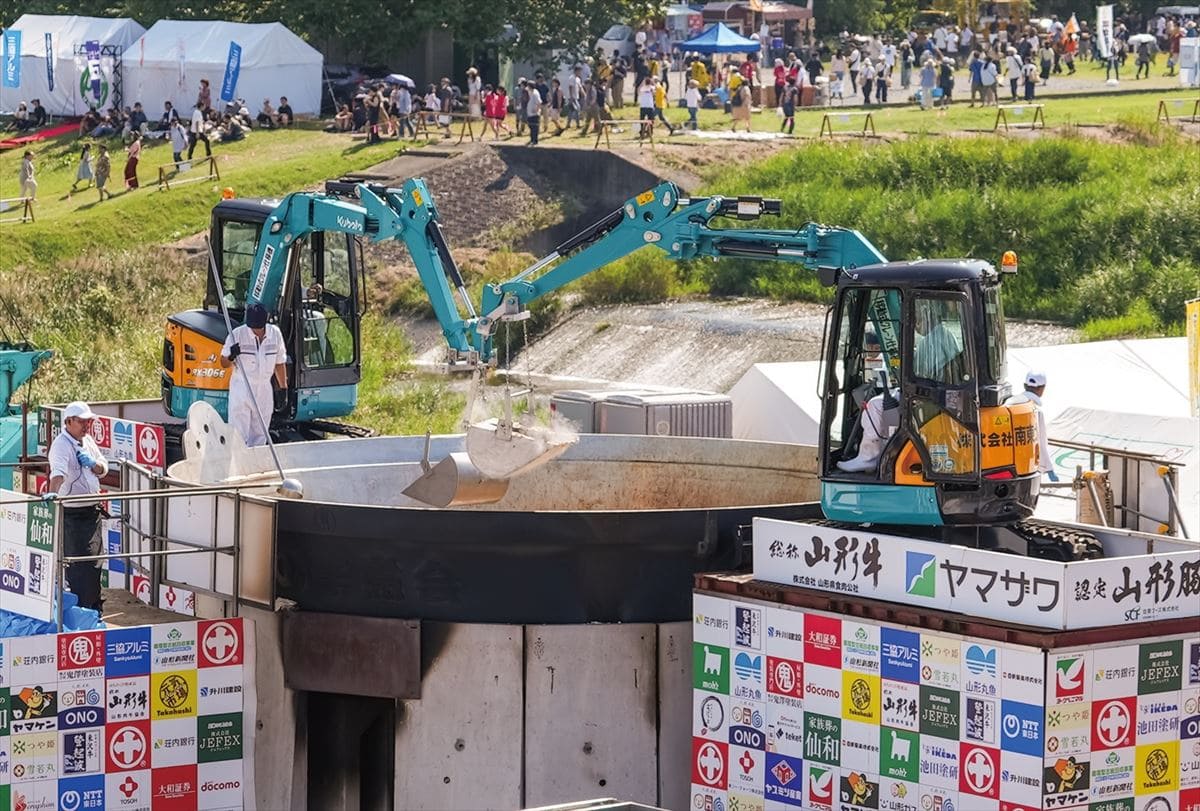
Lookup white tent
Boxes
[126,20,322,116]
[0,15,146,116]
[729,362,821,443]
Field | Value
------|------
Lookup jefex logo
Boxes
[335,215,363,232]
[905,551,936,598]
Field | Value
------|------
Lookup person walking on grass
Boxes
[525,79,542,145]
[731,79,753,132]
[637,76,656,140]
[123,131,141,190]
[652,77,676,135]
[919,58,937,110]
[19,151,36,200]
[94,144,112,201]
[1039,39,1056,84]
[1022,56,1038,101]
[188,101,211,160]
[1134,39,1152,79]
[859,59,876,106]
[979,54,999,106]
[685,79,701,130]
[780,75,797,134]
[1005,47,1023,101]
[70,143,93,194]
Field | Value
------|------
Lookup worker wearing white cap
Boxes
[1006,371,1056,481]
[45,400,110,610]
[220,303,288,447]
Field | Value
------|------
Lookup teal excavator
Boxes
[0,341,52,471]
[161,176,1055,536]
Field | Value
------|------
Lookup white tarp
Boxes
[0,15,146,115]
[728,361,820,443]
[1048,406,1199,535]
[126,20,322,115]
[1180,37,1200,87]
[729,337,1191,444]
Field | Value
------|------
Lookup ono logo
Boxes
[730,725,765,750]
[61,708,102,729]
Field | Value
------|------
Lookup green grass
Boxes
[0,125,423,270]
[551,75,1199,142]
[0,126,468,435]
[679,135,1199,332]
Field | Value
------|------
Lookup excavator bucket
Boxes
[401,416,577,508]
[401,452,510,508]
[464,417,576,480]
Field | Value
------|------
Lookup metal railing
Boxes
[1044,437,1190,538]
[21,459,280,630]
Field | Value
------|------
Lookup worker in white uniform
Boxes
[45,401,110,610]
[220,302,288,447]
[1006,371,1056,481]
[838,314,963,473]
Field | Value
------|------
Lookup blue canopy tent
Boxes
[680,22,760,54]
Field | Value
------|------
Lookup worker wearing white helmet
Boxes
[1006,371,1056,481]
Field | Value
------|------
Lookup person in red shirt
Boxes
[773,58,786,106]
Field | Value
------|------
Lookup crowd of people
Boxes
[318,8,1195,146]
[7,78,298,203]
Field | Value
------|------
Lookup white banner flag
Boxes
[1096,4,1114,59]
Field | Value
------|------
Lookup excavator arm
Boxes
[447,182,886,364]
[242,178,884,369]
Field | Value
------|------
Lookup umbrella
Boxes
[1128,33,1157,44]
[386,73,415,87]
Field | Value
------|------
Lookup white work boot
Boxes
[837,435,883,473]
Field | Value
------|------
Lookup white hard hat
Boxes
[1025,371,1046,388]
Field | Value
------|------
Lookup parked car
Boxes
[596,24,638,59]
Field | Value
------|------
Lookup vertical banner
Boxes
[177,37,186,89]
[2,28,20,88]
[44,32,53,92]
[1187,298,1199,418]
[1096,5,1114,59]
[84,39,102,101]
[220,41,242,103]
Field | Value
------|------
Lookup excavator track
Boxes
[1011,519,1105,562]
[293,419,377,440]
[808,518,1103,562]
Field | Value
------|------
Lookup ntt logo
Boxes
[201,780,241,792]
[805,683,838,698]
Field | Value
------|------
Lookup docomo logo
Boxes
[806,683,839,698]
[200,780,241,792]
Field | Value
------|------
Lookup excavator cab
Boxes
[818,260,1041,526]
[162,200,366,424]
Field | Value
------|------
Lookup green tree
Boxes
[814,0,885,35]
